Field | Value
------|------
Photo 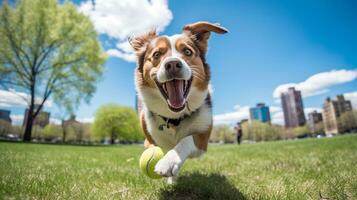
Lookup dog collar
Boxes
[159,115,183,126]
[151,112,194,131]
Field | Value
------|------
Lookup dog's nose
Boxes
[165,60,182,74]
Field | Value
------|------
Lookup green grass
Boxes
[1,135,357,200]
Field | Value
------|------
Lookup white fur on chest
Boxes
[143,103,212,151]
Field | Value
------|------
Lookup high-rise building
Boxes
[322,95,352,134]
[0,109,12,124]
[23,105,50,128]
[281,87,306,128]
[249,103,271,123]
[307,110,323,133]
[135,95,143,113]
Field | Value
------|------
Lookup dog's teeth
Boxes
[163,84,167,93]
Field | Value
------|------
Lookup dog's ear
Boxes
[128,31,157,55]
[183,21,228,55]
[128,31,157,71]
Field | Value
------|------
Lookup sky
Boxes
[1,0,357,126]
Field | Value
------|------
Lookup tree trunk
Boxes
[23,114,34,142]
[111,130,115,144]
[61,119,66,143]
[23,102,35,142]
[23,76,36,142]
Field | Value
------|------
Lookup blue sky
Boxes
[1,0,357,125]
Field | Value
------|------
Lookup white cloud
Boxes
[270,106,282,113]
[344,91,357,109]
[270,107,322,126]
[77,117,94,123]
[271,111,284,125]
[50,118,62,125]
[0,89,52,108]
[214,105,283,125]
[304,107,322,115]
[78,0,173,62]
[270,106,284,125]
[107,49,136,62]
[48,116,94,125]
[215,104,324,126]
[213,105,284,125]
[273,69,357,99]
[213,105,250,125]
[10,114,24,125]
[0,89,28,108]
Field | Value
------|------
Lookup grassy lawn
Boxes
[1,134,356,200]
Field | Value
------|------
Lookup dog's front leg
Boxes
[155,136,202,179]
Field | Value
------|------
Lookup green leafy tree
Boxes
[11,125,23,137]
[0,0,106,141]
[242,120,284,142]
[292,125,311,137]
[43,124,62,140]
[92,104,143,144]
[81,123,92,142]
[211,125,235,143]
[309,121,324,135]
[31,125,44,140]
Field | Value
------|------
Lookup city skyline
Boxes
[0,0,357,126]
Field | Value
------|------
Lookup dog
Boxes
[130,21,228,183]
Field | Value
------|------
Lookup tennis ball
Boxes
[139,146,164,179]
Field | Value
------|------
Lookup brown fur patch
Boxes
[192,125,212,151]
[175,36,209,91]
[136,37,172,89]
[140,111,156,148]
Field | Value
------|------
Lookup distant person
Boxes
[234,122,243,145]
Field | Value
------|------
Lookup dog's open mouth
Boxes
[155,77,192,112]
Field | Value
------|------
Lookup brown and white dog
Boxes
[130,21,228,183]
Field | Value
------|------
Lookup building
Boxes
[23,105,50,128]
[281,87,306,128]
[63,115,83,142]
[307,110,323,133]
[322,95,352,134]
[135,95,143,113]
[0,109,12,124]
[249,103,271,123]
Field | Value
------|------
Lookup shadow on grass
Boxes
[159,172,246,200]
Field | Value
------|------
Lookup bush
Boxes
[242,121,284,142]
[92,104,144,144]
[0,119,11,136]
[211,125,235,143]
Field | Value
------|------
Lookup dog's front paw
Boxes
[155,150,183,177]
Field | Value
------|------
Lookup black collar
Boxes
[158,115,184,126]
[151,111,195,129]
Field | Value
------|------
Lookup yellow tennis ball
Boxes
[139,146,164,179]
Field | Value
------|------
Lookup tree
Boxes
[0,119,11,136]
[211,125,235,143]
[92,104,143,144]
[11,125,23,137]
[241,121,284,142]
[43,124,62,141]
[309,121,324,135]
[292,125,311,137]
[0,0,106,141]
[338,110,357,132]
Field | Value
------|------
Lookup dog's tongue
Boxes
[165,80,185,109]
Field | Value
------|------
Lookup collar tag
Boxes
[158,124,175,134]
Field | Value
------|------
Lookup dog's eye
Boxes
[183,48,193,56]
[153,51,161,59]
